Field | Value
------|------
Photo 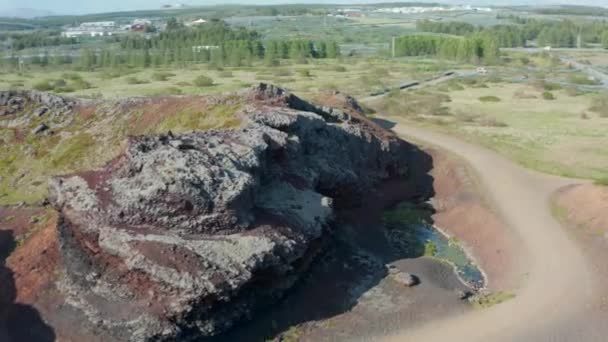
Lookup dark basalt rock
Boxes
[48,85,412,341]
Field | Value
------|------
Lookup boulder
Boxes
[32,124,49,135]
[392,272,419,287]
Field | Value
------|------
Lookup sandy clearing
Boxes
[378,116,595,342]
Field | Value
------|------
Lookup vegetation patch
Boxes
[569,74,601,86]
[470,292,515,309]
[193,75,214,87]
[542,91,555,100]
[155,104,241,133]
[49,133,96,170]
[382,202,428,226]
[478,96,501,103]
[152,72,176,81]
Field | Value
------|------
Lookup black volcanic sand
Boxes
[206,145,474,342]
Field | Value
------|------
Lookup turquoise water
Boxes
[415,224,485,290]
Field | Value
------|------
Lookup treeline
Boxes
[393,34,499,64]
[119,21,260,50]
[416,18,608,48]
[0,31,77,50]
[2,41,339,72]
[416,20,476,36]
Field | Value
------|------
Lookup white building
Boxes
[80,21,116,28]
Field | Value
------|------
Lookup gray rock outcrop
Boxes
[49,84,412,341]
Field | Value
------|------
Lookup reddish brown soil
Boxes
[554,183,608,303]
[428,148,518,291]
[554,183,608,235]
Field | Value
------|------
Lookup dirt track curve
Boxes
[379,117,596,342]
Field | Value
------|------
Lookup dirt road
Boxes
[379,117,595,342]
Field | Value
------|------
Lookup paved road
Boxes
[376,117,595,342]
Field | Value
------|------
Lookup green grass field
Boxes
[374,80,608,182]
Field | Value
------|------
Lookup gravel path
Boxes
[378,117,595,342]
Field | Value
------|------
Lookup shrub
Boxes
[193,75,214,87]
[33,80,54,91]
[152,72,176,81]
[543,82,562,91]
[72,78,92,90]
[478,96,501,103]
[297,69,311,77]
[62,72,82,81]
[569,74,601,85]
[125,77,147,85]
[332,65,347,72]
[149,87,183,96]
[542,91,555,100]
[595,177,608,186]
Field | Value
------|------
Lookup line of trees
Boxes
[416,20,476,36]
[392,34,499,64]
[416,18,608,48]
[2,40,339,71]
[0,31,78,50]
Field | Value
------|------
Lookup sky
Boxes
[1,0,607,16]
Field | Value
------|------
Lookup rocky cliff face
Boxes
[48,84,412,341]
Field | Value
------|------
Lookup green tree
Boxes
[602,31,608,49]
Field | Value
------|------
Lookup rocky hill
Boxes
[0,84,417,340]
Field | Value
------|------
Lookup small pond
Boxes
[415,224,485,290]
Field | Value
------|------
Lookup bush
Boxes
[569,74,601,86]
[152,72,176,81]
[33,80,54,91]
[72,78,92,90]
[297,69,311,77]
[193,75,214,87]
[62,72,82,81]
[478,96,501,103]
[218,71,234,78]
[543,82,562,91]
[542,91,555,100]
[125,77,147,85]
[332,65,347,72]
